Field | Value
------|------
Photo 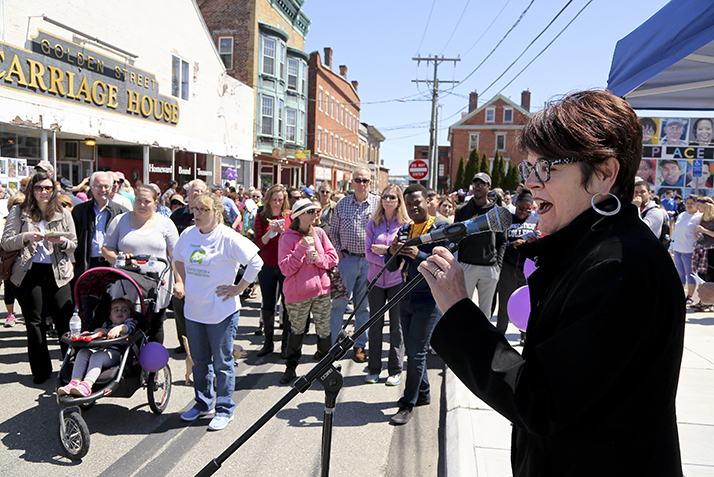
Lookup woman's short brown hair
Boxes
[517,90,642,202]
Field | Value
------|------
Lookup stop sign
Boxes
[409,160,429,180]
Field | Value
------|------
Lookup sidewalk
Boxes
[444,310,714,477]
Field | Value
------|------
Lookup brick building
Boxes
[448,91,532,188]
[413,145,451,192]
[359,122,387,193]
[306,47,361,191]
[198,0,311,189]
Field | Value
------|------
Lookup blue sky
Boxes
[302,0,671,176]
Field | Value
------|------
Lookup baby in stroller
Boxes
[58,298,137,397]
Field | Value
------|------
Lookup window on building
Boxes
[469,133,479,151]
[503,108,513,123]
[302,63,307,95]
[218,36,233,70]
[323,129,328,152]
[286,109,297,142]
[317,128,322,152]
[421,150,428,158]
[318,87,323,110]
[331,99,334,118]
[261,96,274,135]
[339,104,343,124]
[262,37,276,76]
[496,133,506,151]
[287,58,298,91]
[300,111,305,145]
[279,44,285,79]
[485,108,495,123]
[172,55,189,100]
[331,133,334,155]
[439,163,445,176]
[278,99,283,138]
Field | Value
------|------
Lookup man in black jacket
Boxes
[454,172,507,319]
[72,171,128,279]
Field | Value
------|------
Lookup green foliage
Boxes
[505,162,520,191]
[463,149,479,190]
[492,152,506,189]
[454,157,465,192]
[479,153,490,174]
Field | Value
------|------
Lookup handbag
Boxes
[327,266,348,301]
[0,249,19,281]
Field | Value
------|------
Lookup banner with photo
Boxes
[640,116,714,198]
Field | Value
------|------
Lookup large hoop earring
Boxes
[591,192,621,216]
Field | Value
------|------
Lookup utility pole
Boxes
[413,55,459,190]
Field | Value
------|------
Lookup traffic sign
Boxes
[693,159,703,178]
[409,159,429,180]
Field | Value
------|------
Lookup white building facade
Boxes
[0,0,254,190]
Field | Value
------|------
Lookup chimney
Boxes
[469,92,478,113]
[339,65,347,78]
[521,89,531,112]
[323,47,332,68]
[351,80,358,92]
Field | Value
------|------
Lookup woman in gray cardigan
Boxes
[2,172,77,384]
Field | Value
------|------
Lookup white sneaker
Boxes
[208,414,234,431]
[386,374,402,386]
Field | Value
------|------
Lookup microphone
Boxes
[404,206,512,246]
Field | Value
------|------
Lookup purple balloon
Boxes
[140,342,169,372]
[507,285,530,331]
[524,259,536,278]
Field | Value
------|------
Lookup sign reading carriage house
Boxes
[0,31,180,125]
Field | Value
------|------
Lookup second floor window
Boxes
[262,37,276,76]
[469,133,479,151]
[504,108,513,123]
[496,133,506,151]
[278,100,284,138]
[317,128,322,151]
[218,37,233,70]
[287,58,298,91]
[261,96,274,135]
[172,55,189,100]
[318,87,323,110]
[485,108,495,123]
[286,109,297,142]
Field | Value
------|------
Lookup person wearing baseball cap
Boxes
[34,160,55,177]
[453,171,507,321]
[660,118,688,146]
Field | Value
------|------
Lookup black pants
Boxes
[13,264,74,380]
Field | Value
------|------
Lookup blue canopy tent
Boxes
[607,0,714,110]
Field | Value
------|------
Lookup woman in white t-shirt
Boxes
[173,193,262,431]
[102,185,179,343]
[672,195,702,304]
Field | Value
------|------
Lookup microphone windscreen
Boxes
[487,207,513,232]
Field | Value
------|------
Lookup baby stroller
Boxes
[56,256,172,459]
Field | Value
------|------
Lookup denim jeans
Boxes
[185,310,240,417]
[330,254,370,348]
[398,292,441,410]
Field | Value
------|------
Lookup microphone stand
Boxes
[196,240,460,477]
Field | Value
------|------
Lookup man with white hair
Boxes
[109,171,133,210]
[72,171,128,278]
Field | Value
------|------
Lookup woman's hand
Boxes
[697,225,710,236]
[216,283,247,301]
[300,235,315,247]
[173,281,185,299]
[23,231,44,243]
[371,244,389,255]
[418,246,469,313]
[45,235,66,246]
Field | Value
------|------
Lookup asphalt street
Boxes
[0,286,446,476]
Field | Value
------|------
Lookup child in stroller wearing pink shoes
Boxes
[58,298,137,397]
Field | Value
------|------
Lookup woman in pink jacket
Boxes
[278,199,338,384]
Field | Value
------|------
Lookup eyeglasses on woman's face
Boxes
[518,157,584,183]
[190,206,212,215]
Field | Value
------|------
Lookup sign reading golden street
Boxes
[0,31,179,125]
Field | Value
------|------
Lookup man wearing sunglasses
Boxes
[453,172,507,320]
[328,167,380,362]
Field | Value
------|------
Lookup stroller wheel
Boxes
[148,365,172,414]
[58,410,90,459]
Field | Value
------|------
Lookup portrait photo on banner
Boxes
[690,118,714,146]
[658,159,685,188]
[640,117,660,145]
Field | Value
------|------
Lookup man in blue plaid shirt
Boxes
[329,167,380,362]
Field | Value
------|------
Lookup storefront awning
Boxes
[607,0,714,110]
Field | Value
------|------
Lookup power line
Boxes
[461,0,515,58]
[415,0,438,55]
[496,0,594,94]
[480,0,574,98]
[439,0,472,55]
[452,0,536,89]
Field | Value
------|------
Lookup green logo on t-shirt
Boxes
[190,250,205,264]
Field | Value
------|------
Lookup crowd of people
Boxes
[0,90,694,470]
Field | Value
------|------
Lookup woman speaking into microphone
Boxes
[419,90,684,475]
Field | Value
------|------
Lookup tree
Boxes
[463,148,479,190]
[454,157,465,192]
[495,152,508,189]
[505,161,520,191]
[480,153,490,175]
